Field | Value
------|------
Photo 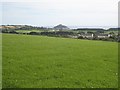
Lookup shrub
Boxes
[78,36,84,39]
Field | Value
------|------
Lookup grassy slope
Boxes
[2,34,118,88]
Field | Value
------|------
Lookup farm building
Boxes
[78,33,94,38]
[78,33,112,39]
[96,34,111,38]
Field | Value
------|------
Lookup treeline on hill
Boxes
[2,30,76,38]
[1,25,120,42]
[1,29,120,42]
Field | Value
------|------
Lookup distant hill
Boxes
[0,25,48,31]
[1,25,119,31]
[74,28,105,31]
[54,24,70,30]
[107,28,119,31]
[0,25,33,30]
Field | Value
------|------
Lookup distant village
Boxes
[0,24,120,42]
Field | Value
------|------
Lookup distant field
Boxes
[104,31,118,35]
[16,30,44,33]
[15,29,118,35]
[2,34,118,88]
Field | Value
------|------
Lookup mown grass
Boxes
[2,34,118,88]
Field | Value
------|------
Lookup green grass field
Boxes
[16,30,45,33]
[2,34,118,88]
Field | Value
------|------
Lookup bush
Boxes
[29,32,40,35]
[78,36,84,39]
[9,31,18,34]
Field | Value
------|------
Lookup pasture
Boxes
[2,34,118,88]
[16,30,44,33]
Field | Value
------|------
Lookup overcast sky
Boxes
[0,0,119,27]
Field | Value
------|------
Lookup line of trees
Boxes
[1,28,120,42]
